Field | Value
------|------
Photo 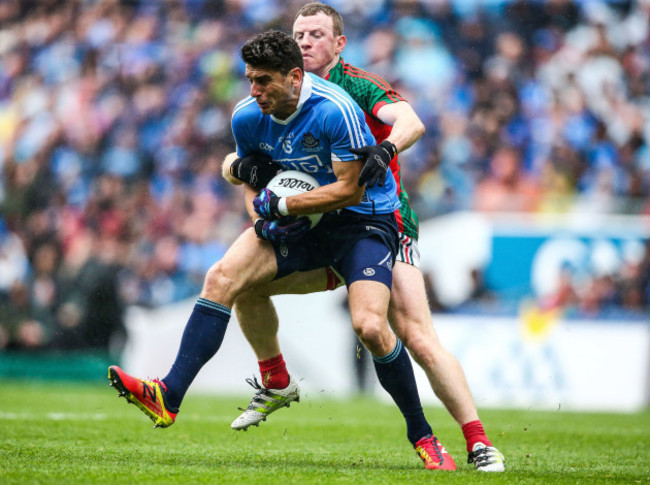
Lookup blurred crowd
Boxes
[539,239,650,318]
[0,0,648,351]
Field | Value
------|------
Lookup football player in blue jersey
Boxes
[107,30,451,468]
[221,3,504,472]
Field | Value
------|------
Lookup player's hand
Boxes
[349,140,397,188]
[230,154,282,190]
[253,188,285,220]
[254,217,311,243]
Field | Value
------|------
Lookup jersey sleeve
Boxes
[231,102,257,157]
[341,65,406,119]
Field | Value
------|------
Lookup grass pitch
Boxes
[0,381,648,484]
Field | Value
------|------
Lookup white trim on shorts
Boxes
[396,233,420,268]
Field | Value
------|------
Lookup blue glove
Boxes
[253,188,283,220]
[254,217,311,243]
[349,140,397,188]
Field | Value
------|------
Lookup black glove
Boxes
[230,153,282,190]
[349,140,397,188]
[254,217,311,243]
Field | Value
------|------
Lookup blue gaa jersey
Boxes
[231,73,401,215]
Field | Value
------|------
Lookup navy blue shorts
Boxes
[271,209,398,289]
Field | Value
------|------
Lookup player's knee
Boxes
[234,288,254,306]
[391,313,438,348]
[403,332,433,363]
[202,261,237,302]
[352,315,385,347]
[404,328,446,369]
[395,322,428,349]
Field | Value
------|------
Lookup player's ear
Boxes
[335,34,346,55]
[289,67,303,87]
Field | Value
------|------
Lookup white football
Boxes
[266,170,323,227]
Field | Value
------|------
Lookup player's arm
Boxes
[376,101,425,153]
[244,184,259,221]
[229,107,282,189]
[284,159,364,215]
[253,159,364,220]
[222,152,243,185]
[220,151,266,222]
[252,97,366,219]
[353,101,425,187]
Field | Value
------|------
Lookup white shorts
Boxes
[396,233,420,268]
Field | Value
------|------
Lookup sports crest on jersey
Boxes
[301,131,321,152]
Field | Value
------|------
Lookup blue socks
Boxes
[373,339,432,445]
[160,298,431,446]
[162,298,230,411]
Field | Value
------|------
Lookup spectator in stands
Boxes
[473,145,541,212]
[0,281,53,350]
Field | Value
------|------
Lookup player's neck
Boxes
[318,55,340,80]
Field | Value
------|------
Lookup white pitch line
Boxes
[0,412,108,421]
[0,412,233,423]
[0,410,374,425]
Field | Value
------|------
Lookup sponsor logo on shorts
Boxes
[363,268,375,276]
[365,224,388,235]
[280,244,288,257]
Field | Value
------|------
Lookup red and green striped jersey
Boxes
[326,58,419,239]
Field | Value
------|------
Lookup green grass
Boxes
[0,381,648,484]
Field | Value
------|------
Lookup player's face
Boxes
[245,66,302,119]
[293,12,346,78]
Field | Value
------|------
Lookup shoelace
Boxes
[245,376,266,393]
[419,436,444,462]
[468,447,497,465]
[245,376,272,409]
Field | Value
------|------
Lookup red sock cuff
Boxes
[259,354,285,368]
[258,353,289,389]
[462,420,492,453]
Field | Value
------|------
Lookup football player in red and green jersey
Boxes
[224,3,505,472]
[324,52,421,260]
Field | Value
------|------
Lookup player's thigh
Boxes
[389,262,430,315]
[388,261,444,347]
[251,267,331,297]
[348,279,391,329]
[205,228,277,294]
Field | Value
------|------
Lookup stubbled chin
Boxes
[304,59,325,74]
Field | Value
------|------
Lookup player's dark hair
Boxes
[241,30,304,75]
[295,2,344,36]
